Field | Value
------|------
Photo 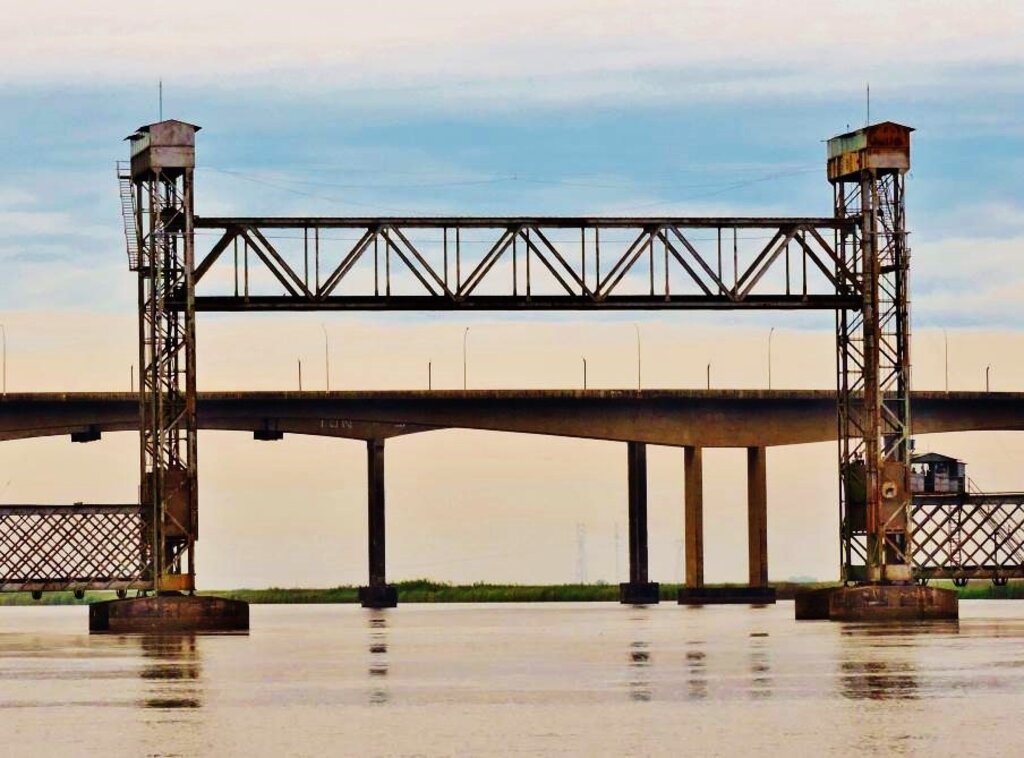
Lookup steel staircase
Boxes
[117,161,140,271]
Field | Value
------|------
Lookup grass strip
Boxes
[0,579,1020,606]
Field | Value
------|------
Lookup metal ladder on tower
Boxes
[117,161,140,271]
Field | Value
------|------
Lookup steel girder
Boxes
[186,217,860,311]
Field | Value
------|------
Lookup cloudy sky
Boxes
[0,2,1023,588]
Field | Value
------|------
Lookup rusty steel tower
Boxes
[120,120,200,594]
[829,122,914,585]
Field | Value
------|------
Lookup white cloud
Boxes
[2,2,1022,104]
[912,234,1024,325]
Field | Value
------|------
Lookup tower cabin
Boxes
[911,453,966,495]
[125,119,200,181]
[826,121,914,182]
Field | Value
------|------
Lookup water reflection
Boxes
[840,659,919,700]
[626,612,652,702]
[835,624,938,701]
[748,632,772,699]
[685,641,708,700]
[627,640,652,702]
[367,613,389,705]
[138,634,202,710]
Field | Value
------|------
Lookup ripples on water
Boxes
[1,601,1023,756]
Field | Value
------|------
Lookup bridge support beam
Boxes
[743,446,775,603]
[747,446,769,588]
[620,441,659,604]
[679,446,776,605]
[684,446,704,589]
[358,439,397,608]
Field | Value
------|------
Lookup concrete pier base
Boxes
[89,594,249,633]
[359,585,398,608]
[678,586,776,605]
[619,582,660,605]
[795,585,958,621]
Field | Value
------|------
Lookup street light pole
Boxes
[706,362,711,390]
[321,323,331,391]
[768,327,775,390]
[986,365,991,393]
[428,361,432,391]
[298,358,303,391]
[582,357,587,390]
[633,323,641,390]
[463,327,470,390]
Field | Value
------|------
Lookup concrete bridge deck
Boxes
[3,389,1021,606]
[0,389,1021,447]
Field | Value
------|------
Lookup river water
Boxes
[1,601,1023,756]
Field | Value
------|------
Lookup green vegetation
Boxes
[938,581,1024,600]
[0,578,1021,606]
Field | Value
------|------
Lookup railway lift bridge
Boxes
[0,117,1009,620]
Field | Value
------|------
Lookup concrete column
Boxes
[747,446,768,588]
[359,439,397,608]
[681,447,775,607]
[684,446,704,588]
[620,441,660,604]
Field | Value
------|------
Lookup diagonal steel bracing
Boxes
[186,217,859,311]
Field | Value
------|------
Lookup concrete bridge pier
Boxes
[358,439,398,608]
[678,446,776,605]
[620,441,660,604]
[684,445,704,588]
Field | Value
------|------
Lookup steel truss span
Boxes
[188,216,859,312]
[913,494,1024,581]
[0,504,151,592]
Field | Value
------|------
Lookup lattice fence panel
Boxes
[0,504,151,591]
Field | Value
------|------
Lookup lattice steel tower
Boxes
[121,120,200,593]
[829,122,914,584]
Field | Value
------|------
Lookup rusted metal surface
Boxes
[795,584,957,621]
[127,120,201,595]
[912,493,1024,581]
[0,504,151,592]
[832,123,913,586]
[89,594,248,633]
[827,122,913,182]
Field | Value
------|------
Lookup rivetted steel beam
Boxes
[196,216,852,229]
[188,295,858,312]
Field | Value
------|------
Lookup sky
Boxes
[0,1,1023,588]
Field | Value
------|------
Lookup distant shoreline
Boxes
[0,579,1021,606]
